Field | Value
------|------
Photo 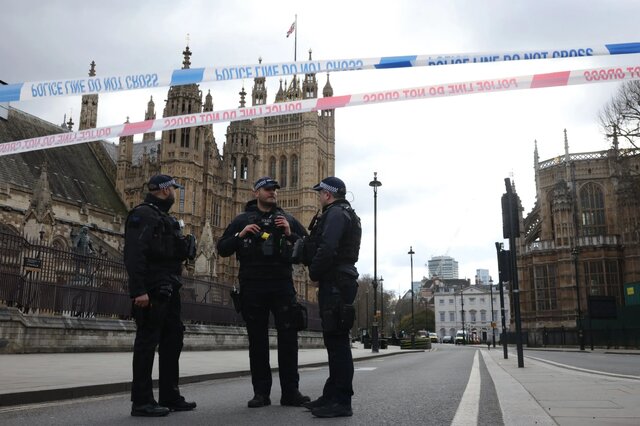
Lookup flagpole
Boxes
[294,14,297,62]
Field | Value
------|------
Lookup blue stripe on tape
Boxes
[0,83,24,102]
[375,56,417,69]
[605,43,640,55]
[170,68,205,86]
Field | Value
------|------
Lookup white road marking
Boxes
[354,367,377,371]
[451,350,481,426]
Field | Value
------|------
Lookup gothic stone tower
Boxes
[110,46,335,299]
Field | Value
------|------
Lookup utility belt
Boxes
[230,286,307,331]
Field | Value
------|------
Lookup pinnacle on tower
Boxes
[239,86,247,108]
[89,60,96,77]
[182,45,192,69]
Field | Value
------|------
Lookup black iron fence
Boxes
[0,231,321,330]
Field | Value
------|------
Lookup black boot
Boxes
[131,402,170,417]
[280,390,311,406]
[311,402,353,418]
[159,396,197,411]
[248,394,271,408]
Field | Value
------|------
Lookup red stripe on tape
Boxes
[314,95,352,111]
[122,120,154,136]
[530,71,571,89]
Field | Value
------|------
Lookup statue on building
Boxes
[72,226,95,256]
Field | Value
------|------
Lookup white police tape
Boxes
[1,42,639,103]
[2,63,640,157]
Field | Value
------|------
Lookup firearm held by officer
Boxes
[216,176,310,409]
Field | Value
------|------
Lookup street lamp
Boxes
[460,287,466,345]
[369,172,382,353]
[408,246,415,348]
[379,276,384,338]
[489,278,496,348]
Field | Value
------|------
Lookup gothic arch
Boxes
[291,154,299,188]
[52,236,69,250]
[579,182,605,236]
[269,156,277,179]
[279,155,287,187]
[240,157,248,181]
[0,223,19,235]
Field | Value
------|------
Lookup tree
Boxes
[351,275,397,338]
[599,80,640,148]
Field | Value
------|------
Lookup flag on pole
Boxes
[286,21,296,38]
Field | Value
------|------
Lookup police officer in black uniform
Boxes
[303,177,361,418]
[217,176,310,408]
[125,174,197,417]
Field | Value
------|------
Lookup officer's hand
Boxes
[275,216,291,236]
[133,293,150,308]
[239,224,261,238]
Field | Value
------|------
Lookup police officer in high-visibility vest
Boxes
[302,177,362,418]
[124,174,197,417]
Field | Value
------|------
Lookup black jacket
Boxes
[124,194,183,298]
[308,199,361,282]
[217,200,307,283]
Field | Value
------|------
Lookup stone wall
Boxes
[0,307,324,354]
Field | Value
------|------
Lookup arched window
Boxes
[580,183,605,236]
[180,128,189,148]
[280,155,287,187]
[240,157,248,181]
[269,157,277,179]
[291,154,299,188]
[231,157,237,180]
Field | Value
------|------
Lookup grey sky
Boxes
[2,0,639,295]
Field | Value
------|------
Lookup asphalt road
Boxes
[0,345,505,426]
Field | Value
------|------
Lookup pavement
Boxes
[1,344,639,425]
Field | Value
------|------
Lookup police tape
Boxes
[1,63,639,157]
[1,42,639,103]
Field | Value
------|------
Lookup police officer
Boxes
[124,174,196,417]
[217,177,310,408]
[303,177,361,418]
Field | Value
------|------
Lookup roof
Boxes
[0,107,127,216]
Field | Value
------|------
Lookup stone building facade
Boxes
[0,46,337,301]
[517,129,640,332]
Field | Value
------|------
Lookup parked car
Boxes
[442,335,454,344]
[428,332,438,343]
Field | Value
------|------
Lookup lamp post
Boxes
[489,278,496,348]
[460,288,466,345]
[379,276,384,338]
[408,246,416,348]
[369,172,382,353]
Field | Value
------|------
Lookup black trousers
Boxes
[241,284,300,397]
[318,276,358,406]
[131,289,184,405]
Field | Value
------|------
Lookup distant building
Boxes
[432,278,510,342]
[428,255,459,279]
[475,269,491,285]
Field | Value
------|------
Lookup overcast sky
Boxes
[2,0,639,296]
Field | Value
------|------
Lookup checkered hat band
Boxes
[255,180,275,190]
[158,179,177,189]
[319,181,340,193]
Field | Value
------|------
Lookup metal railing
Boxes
[0,231,321,330]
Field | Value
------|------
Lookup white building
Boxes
[433,281,511,342]
[428,255,459,279]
